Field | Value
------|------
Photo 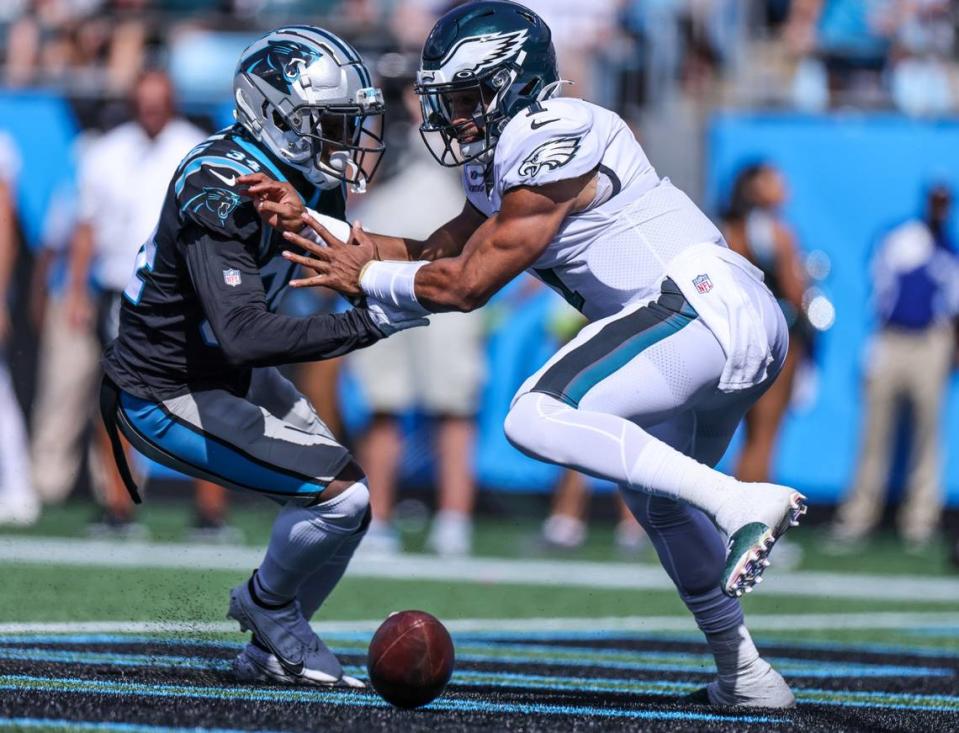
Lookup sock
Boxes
[506,393,744,528]
[256,480,370,604]
[298,507,370,620]
[705,623,761,687]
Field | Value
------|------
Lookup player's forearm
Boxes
[217,306,383,367]
[414,259,492,312]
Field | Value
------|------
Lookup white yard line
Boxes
[2,535,959,602]
[0,612,957,636]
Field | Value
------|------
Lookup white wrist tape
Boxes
[303,208,351,244]
[359,260,430,317]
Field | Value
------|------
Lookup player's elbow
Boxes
[219,337,258,367]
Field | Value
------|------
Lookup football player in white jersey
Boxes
[248,1,804,707]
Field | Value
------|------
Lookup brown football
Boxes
[367,610,455,709]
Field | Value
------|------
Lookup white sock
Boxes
[706,623,761,686]
[505,393,743,527]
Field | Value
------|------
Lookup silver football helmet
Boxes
[233,26,385,191]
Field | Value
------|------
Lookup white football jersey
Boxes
[462,98,725,320]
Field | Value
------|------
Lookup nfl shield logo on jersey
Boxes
[692,273,712,294]
[223,269,242,287]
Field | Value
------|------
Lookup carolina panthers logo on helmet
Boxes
[517,136,582,178]
[440,29,528,78]
[243,39,322,93]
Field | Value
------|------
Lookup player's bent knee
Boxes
[504,391,567,463]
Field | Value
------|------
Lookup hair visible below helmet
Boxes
[415,1,558,167]
[233,26,385,191]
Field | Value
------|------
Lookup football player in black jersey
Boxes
[100,27,427,687]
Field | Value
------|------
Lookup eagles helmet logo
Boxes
[440,29,528,77]
[517,136,582,178]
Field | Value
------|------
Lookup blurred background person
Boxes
[722,163,811,486]
[541,470,646,554]
[831,184,959,551]
[348,70,485,558]
[0,130,39,526]
[63,69,238,540]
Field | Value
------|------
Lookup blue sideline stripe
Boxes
[0,675,787,724]
[1,638,949,680]
[0,718,288,733]
[119,393,326,497]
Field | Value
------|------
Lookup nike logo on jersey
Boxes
[530,118,560,130]
[207,167,238,187]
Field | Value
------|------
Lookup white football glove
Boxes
[365,296,429,336]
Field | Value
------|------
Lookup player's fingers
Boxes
[290,274,330,288]
[255,200,292,217]
[300,212,346,249]
[281,229,328,256]
[282,250,329,269]
[237,172,269,186]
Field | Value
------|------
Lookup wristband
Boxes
[358,260,430,317]
[303,208,351,244]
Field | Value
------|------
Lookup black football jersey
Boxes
[103,126,381,401]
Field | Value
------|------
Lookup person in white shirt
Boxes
[0,131,39,526]
[64,70,237,540]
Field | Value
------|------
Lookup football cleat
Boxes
[721,490,806,598]
[234,639,365,688]
[227,574,354,686]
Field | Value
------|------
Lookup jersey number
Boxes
[535,267,585,312]
[123,227,158,305]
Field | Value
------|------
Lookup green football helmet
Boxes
[415,1,559,167]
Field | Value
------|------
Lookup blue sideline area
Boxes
[3,91,957,503]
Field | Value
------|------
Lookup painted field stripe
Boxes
[3,536,959,601]
[0,718,288,733]
[5,630,957,664]
[2,611,959,637]
[0,675,786,725]
[0,642,949,681]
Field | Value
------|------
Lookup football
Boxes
[367,610,455,709]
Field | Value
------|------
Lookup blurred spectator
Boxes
[722,163,810,485]
[541,471,646,554]
[0,131,39,526]
[348,83,484,557]
[889,0,955,116]
[29,176,102,508]
[63,70,238,540]
[831,184,959,550]
[4,0,146,92]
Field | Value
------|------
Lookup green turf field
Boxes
[2,500,959,731]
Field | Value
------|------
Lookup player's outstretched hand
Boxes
[238,173,305,232]
[281,213,377,299]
